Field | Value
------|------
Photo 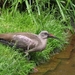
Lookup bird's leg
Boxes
[24,45,32,60]
[24,45,30,56]
[11,41,18,49]
[25,51,29,56]
[27,44,30,50]
[24,51,31,60]
[24,47,37,56]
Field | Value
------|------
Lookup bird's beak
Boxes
[48,34,61,41]
[48,34,55,38]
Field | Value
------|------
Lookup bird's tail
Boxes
[0,38,14,47]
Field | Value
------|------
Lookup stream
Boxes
[30,34,75,75]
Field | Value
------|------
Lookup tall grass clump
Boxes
[0,44,35,75]
[0,10,38,75]
[29,11,69,64]
[1,9,69,63]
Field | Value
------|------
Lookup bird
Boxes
[0,31,61,56]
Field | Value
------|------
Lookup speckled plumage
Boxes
[0,31,59,55]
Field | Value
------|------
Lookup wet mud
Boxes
[30,34,75,75]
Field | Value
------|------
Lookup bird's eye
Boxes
[44,33,48,35]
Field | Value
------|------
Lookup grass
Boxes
[0,9,71,75]
[0,44,35,75]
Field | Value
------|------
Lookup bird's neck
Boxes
[38,36,47,49]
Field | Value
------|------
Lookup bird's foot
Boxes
[24,52,29,57]
[24,52,31,60]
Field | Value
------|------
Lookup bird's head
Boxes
[39,31,61,41]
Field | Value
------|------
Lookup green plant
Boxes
[0,8,70,64]
[29,12,68,63]
[0,44,35,75]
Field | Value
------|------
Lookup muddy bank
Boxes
[30,34,75,75]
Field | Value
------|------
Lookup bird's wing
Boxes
[12,35,38,50]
